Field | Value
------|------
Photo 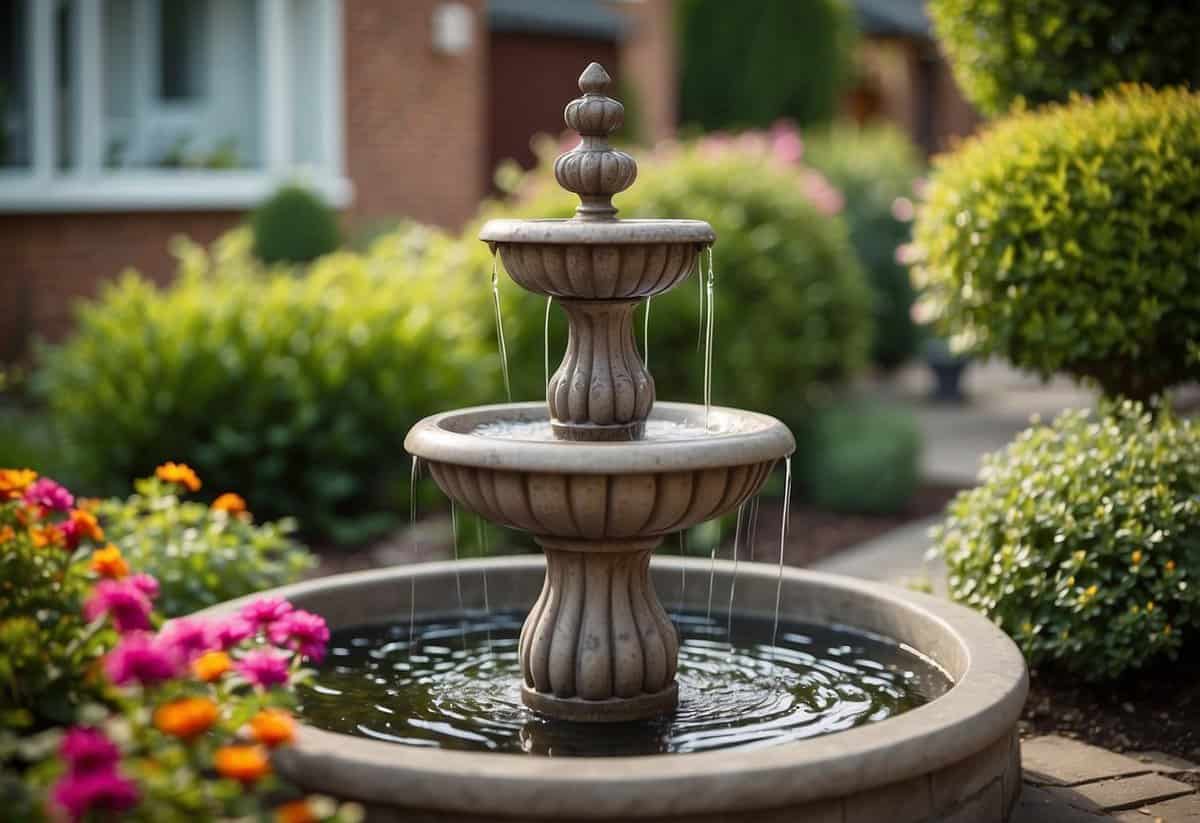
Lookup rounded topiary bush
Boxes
[805,124,924,371]
[251,184,342,264]
[935,402,1200,681]
[928,0,1200,116]
[39,227,498,542]
[912,85,1200,402]
[486,136,873,433]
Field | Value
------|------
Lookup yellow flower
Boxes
[1147,601,1155,612]
[275,800,316,823]
[211,492,247,515]
[1165,560,1176,573]
[1164,625,1173,637]
[90,544,129,579]
[0,468,36,500]
[154,697,219,740]
[156,462,201,492]
[1084,584,1098,597]
[193,650,233,683]
[249,709,296,748]
[214,745,271,783]
[1131,550,1143,565]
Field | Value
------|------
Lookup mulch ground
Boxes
[1021,658,1200,763]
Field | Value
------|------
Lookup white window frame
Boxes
[0,0,351,212]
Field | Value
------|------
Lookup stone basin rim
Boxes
[480,217,716,246]
[404,401,796,474]
[194,557,1027,819]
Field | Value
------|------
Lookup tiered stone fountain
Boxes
[199,63,1029,822]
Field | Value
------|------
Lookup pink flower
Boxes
[205,615,254,650]
[103,632,179,686]
[236,649,290,688]
[769,121,804,165]
[802,169,845,216]
[23,477,74,512]
[52,770,139,821]
[84,579,154,633]
[240,596,293,631]
[269,610,330,662]
[59,728,120,775]
[127,573,159,599]
[158,617,210,663]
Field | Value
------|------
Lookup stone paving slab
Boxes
[1113,792,1200,820]
[1023,736,1154,786]
[1012,785,1110,822]
[1136,751,1200,773]
[1048,774,1194,813]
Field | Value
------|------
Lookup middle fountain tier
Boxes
[404,62,795,722]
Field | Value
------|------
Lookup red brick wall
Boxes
[608,0,677,145]
[344,0,487,229]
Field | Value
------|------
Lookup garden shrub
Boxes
[805,124,924,371]
[911,85,1200,402]
[678,0,857,129]
[934,402,1200,681]
[39,227,498,542]
[800,403,921,515]
[96,466,313,617]
[928,0,1200,116]
[250,184,342,264]
[487,133,873,433]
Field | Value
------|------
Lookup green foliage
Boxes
[39,227,498,542]
[97,475,313,617]
[487,136,873,433]
[912,85,1200,401]
[801,404,921,515]
[678,0,857,130]
[935,402,1200,681]
[805,124,924,371]
[250,184,342,264]
[928,0,1200,116]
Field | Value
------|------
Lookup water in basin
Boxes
[471,418,739,441]
[298,609,951,757]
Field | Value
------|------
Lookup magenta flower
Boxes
[84,579,153,633]
[158,617,210,663]
[52,770,139,821]
[127,573,159,599]
[269,609,330,662]
[236,648,291,688]
[103,632,179,686]
[59,727,120,775]
[240,596,293,631]
[205,615,254,650]
[23,477,74,512]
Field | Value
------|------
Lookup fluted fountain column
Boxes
[519,537,679,721]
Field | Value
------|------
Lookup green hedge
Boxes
[251,184,342,264]
[39,227,498,543]
[912,85,1200,401]
[928,0,1200,116]
[935,402,1200,681]
[486,136,873,432]
[805,124,924,371]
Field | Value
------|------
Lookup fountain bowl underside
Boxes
[196,559,1028,822]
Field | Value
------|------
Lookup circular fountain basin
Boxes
[405,402,795,540]
[197,558,1027,822]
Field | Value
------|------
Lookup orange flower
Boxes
[70,508,105,542]
[275,800,315,823]
[153,697,219,740]
[1166,560,1177,573]
[193,650,233,682]
[90,544,129,578]
[214,745,271,783]
[249,709,296,747]
[156,462,201,492]
[211,493,247,515]
[0,526,13,544]
[0,468,36,499]
[30,526,63,549]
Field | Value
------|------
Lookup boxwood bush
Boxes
[912,85,1200,401]
[250,184,342,264]
[934,402,1200,681]
[39,227,498,543]
[928,0,1200,116]
[487,136,873,432]
[805,125,924,371]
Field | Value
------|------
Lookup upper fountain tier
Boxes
[480,63,713,442]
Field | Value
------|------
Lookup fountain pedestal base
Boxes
[519,537,680,722]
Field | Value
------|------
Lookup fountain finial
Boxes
[554,63,637,220]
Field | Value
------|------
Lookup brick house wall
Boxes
[608,0,676,145]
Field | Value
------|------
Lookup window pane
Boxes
[0,0,29,168]
[159,0,205,101]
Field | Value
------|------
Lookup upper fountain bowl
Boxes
[405,401,793,541]
[481,219,714,300]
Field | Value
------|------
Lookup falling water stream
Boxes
[449,502,467,647]
[643,296,652,368]
[490,251,512,402]
[543,296,554,396]
[727,500,749,640]
[771,457,794,655]
[408,457,421,644]
[475,517,494,652]
[703,247,716,429]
